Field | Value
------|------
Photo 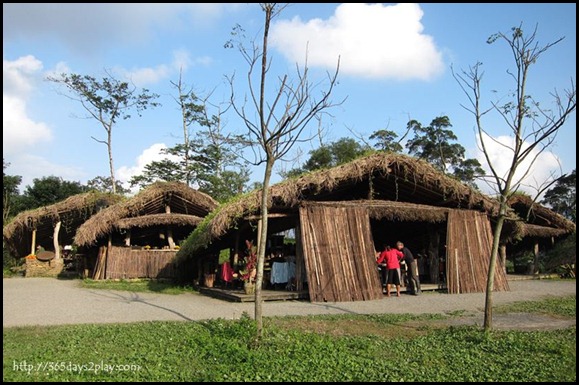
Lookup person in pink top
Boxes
[377,245,404,297]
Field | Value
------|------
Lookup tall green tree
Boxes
[86,175,130,195]
[454,25,576,331]
[47,72,160,194]
[405,116,484,186]
[541,169,576,223]
[130,79,249,202]
[3,159,22,224]
[369,129,404,153]
[228,3,341,339]
[18,176,88,212]
[283,137,369,178]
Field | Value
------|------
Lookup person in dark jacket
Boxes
[397,241,421,295]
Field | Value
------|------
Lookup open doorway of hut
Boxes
[370,219,447,291]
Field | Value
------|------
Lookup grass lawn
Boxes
[79,279,197,295]
[3,296,575,382]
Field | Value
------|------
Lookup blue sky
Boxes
[3,3,576,196]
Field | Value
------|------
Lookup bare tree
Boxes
[228,3,341,339]
[453,25,576,332]
[47,72,160,194]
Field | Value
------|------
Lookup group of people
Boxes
[376,241,422,297]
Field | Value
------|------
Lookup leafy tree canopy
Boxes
[541,169,576,223]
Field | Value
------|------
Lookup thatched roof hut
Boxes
[177,153,515,300]
[178,152,500,257]
[3,191,122,258]
[74,181,217,248]
[507,194,575,238]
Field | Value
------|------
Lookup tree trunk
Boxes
[107,127,116,194]
[499,244,507,274]
[484,213,506,331]
[254,159,274,339]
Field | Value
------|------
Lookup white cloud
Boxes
[7,153,86,191]
[3,96,52,155]
[3,55,43,97]
[3,4,240,54]
[117,50,211,87]
[475,133,561,196]
[270,3,444,80]
[117,143,180,192]
[3,56,52,155]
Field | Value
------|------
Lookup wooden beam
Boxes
[244,213,295,221]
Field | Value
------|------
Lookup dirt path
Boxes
[3,277,575,329]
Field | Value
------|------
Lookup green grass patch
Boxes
[495,295,576,318]
[79,279,197,295]
[3,309,576,382]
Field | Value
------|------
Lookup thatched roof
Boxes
[177,152,501,259]
[74,181,217,247]
[508,195,575,234]
[3,191,122,258]
[520,224,570,238]
[116,213,203,229]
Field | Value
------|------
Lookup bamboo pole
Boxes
[31,228,37,255]
[53,221,61,259]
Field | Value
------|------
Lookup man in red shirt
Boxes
[377,245,404,297]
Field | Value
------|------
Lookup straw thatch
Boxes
[116,213,203,229]
[74,181,217,247]
[520,223,570,238]
[508,194,576,234]
[3,191,122,258]
[178,152,500,259]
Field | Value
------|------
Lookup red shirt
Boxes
[377,249,403,269]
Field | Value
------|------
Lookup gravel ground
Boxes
[3,277,575,329]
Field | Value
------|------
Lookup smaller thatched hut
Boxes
[74,181,218,280]
[3,191,122,259]
[503,194,575,274]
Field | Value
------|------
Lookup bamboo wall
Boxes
[299,204,382,302]
[446,210,509,293]
[102,246,177,279]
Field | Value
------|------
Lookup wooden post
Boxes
[30,228,37,255]
[233,231,240,267]
[53,221,61,259]
[105,234,112,279]
[454,248,460,294]
[257,219,262,252]
[124,230,131,247]
[295,219,304,291]
[427,225,440,284]
[533,241,540,275]
[165,204,175,248]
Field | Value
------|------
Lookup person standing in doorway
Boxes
[377,245,404,297]
[397,241,421,295]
